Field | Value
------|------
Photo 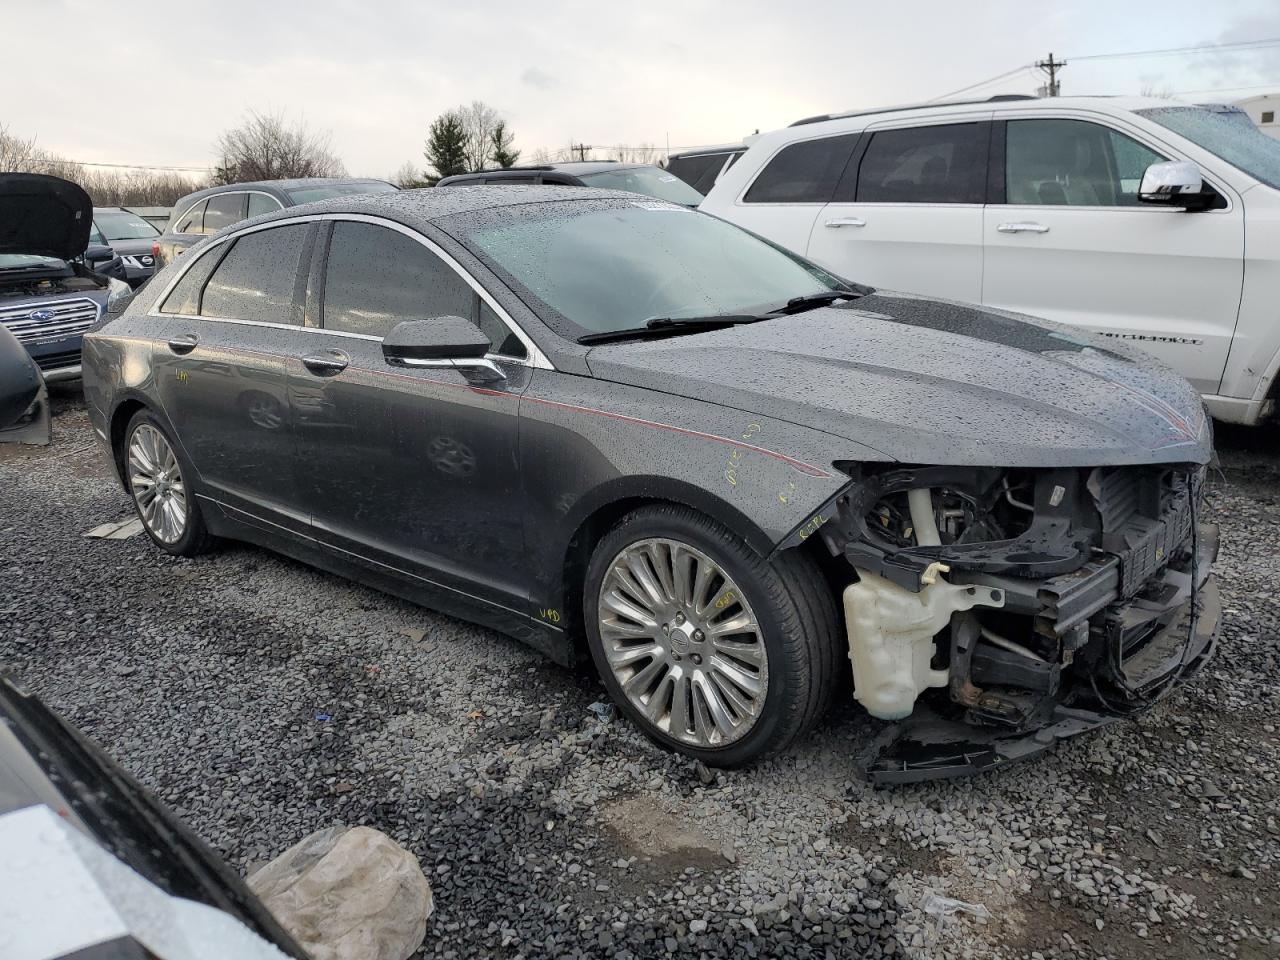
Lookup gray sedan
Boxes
[81,187,1218,780]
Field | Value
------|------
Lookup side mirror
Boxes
[84,243,115,263]
[1138,160,1203,207]
[382,316,505,383]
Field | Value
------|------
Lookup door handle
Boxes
[166,334,198,354]
[301,350,349,375]
[996,221,1050,234]
[825,217,867,228]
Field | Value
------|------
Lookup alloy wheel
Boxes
[127,423,188,544]
[597,537,769,747]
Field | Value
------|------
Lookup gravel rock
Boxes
[1,392,1277,959]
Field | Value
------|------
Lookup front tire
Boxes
[123,409,212,557]
[583,504,841,767]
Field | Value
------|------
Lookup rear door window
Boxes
[159,247,222,315]
[321,221,526,357]
[174,200,207,235]
[247,193,283,218]
[743,134,860,204]
[203,192,247,234]
[200,224,310,324]
[855,123,987,203]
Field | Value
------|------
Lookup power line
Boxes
[927,64,1034,103]
[40,157,209,173]
[1071,36,1280,62]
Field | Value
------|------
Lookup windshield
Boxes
[1137,105,1280,190]
[94,210,159,241]
[449,198,848,339]
[0,254,64,271]
[577,167,705,206]
[284,181,398,204]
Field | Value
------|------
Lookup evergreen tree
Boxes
[490,121,520,168]
[423,112,468,184]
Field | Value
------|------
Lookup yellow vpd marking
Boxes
[539,608,561,623]
[714,590,737,610]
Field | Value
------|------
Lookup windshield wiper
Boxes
[578,314,765,345]
[770,290,860,315]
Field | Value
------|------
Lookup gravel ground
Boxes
[2,388,1277,960]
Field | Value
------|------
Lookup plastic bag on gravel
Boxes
[248,825,433,960]
[921,891,993,921]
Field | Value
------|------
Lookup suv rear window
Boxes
[173,200,207,235]
[855,123,986,204]
[744,134,860,204]
[203,193,246,234]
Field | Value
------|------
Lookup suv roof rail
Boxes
[790,93,1038,127]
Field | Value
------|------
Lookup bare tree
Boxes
[2,123,203,203]
[391,160,428,189]
[213,111,346,185]
[529,147,553,165]
[455,101,503,172]
[0,124,42,171]
[611,143,659,164]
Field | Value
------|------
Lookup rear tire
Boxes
[583,504,841,767]
[123,409,213,557]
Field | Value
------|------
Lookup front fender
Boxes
[518,369,889,622]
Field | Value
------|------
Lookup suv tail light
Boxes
[151,242,160,258]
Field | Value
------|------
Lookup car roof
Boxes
[234,185,656,232]
[667,143,746,159]
[452,161,648,178]
[788,94,1183,129]
[171,177,394,210]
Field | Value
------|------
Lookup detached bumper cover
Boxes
[861,550,1220,786]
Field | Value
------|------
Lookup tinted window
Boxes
[247,193,282,218]
[201,225,309,323]
[666,154,723,192]
[174,199,207,235]
[856,124,986,203]
[203,193,246,234]
[159,246,223,315]
[1006,119,1165,206]
[744,134,859,203]
[322,221,525,356]
[454,199,851,340]
[95,210,159,240]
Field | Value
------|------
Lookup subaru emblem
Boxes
[28,309,56,322]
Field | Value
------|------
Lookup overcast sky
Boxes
[3,0,1279,178]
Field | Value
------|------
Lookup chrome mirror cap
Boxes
[1138,160,1203,204]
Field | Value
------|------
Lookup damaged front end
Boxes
[812,462,1219,784]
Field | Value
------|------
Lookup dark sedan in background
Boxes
[438,160,704,206]
[156,177,397,266]
[83,186,1217,782]
[92,206,161,287]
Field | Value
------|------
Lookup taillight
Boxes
[151,242,160,258]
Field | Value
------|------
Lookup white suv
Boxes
[700,95,1280,425]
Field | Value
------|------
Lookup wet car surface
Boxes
[78,186,1218,781]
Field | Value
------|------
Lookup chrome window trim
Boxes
[171,190,284,237]
[148,212,554,370]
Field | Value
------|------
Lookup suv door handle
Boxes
[996,221,1050,234]
[166,334,198,354]
[301,350,349,375]
[825,217,867,228]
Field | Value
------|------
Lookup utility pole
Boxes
[570,142,592,161]
[1035,52,1066,97]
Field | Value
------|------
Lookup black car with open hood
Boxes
[0,173,132,382]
